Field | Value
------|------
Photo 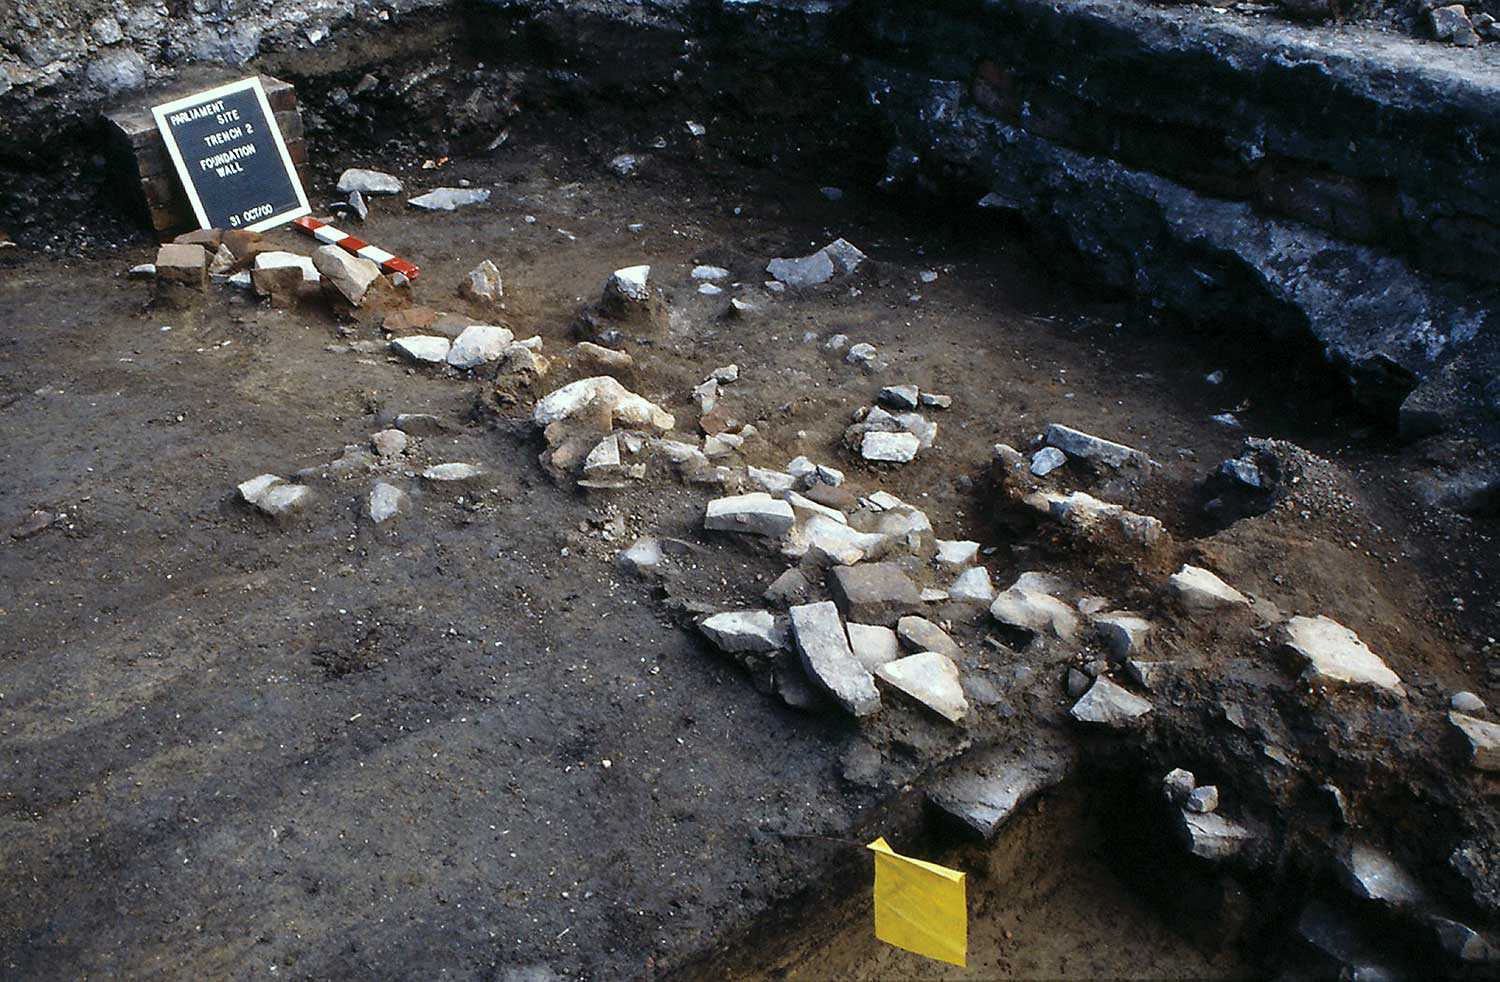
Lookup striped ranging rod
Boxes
[291,216,421,280]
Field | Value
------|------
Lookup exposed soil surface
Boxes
[1,109,1496,978]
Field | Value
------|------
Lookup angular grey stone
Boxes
[617,537,663,577]
[1431,3,1480,45]
[1169,564,1250,611]
[949,566,995,604]
[1452,691,1486,713]
[699,610,789,654]
[847,623,902,673]
[408,187,491,211]
[1065,667,1091,699]
[879,385,919,409]
[1069,676,1151,728]
[692,265,731,281]
[927,742,1075,840]
[845,342,879,367]
[1030,446,1066,476]
[533,376,674,433]
[763,567,814,608]
[422,462,486,484]
[1163,768,1196,804]
[371,429,407,457]
[461,259,503,303]
[337,168,403,195]
[1284,615,1402,693]
[1044,423,1155,469]
[1178,810,1253,860]
[920,393,953,409]
[829,563,923,625]
[748,467,796,494]
[1431,917,1500,964]
[1338,843,1427,907]
[393,413,447,435]
[1126,659,1173,692]
[391,335,451,364]
[368,482,406,524]
[1186,785,1219,814]
[789,601,880,716]
[1449,711,1500,772]
[896,616,961,658]
[766,249,836,287]
[824,238,867,274]
[704,492,795,538]
[990,579,1079,642]
[312,245,382,306]
[447,324,515,368]
[876,651,968,722]
[1094,611,1151,658]
[606,265,651,303]
[934,539,980,566]
[582,435,622,475]
[607,153,640,177]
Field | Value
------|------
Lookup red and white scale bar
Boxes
[292,216,421,280]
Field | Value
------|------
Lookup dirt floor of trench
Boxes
[1,114,1496,979]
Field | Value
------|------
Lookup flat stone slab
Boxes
[391,335,452,364]
[1069,676,1152,728]
[1169,564,1250,611]
[408,187,491,211]
[337,168,403,195]
[1284,615,1402,693]
[875,651,968,722]
[1449,711,1500,771]
[935,539,980,566]
[861,430,921,463]
[949,567,995,604]
[789,601,880,716]
[422,463,486,484]
[699,610,788,654]
[927,742,1076,840]
[1044,423,1154,469]
[829,563,924,626]
[313,245,381,306]
[704,492,796,538]
[447,324,515,368]
[533,376,674,433]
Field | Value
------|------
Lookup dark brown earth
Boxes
[1,113,1496,979]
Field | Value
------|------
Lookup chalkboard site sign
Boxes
[150,77,310,233]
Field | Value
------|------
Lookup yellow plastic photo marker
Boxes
[867,836,968,968]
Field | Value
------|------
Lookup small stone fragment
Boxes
[1186,785,1219,814]
[1431,3,1481,45]
[879,385,919,410]
[1094,611,1151,658]
[1163,768,1196,804]
[949,567,995,604]
[990,576,1079,641]
[447,324,516,368]
[155,243,208,288]
[764,567,813,606]
[617,537,664,577]
[1450,712,1500,772]
[368,482,407,524]
[460,259,503,303]
[1178,810,1253,860]
[692,265,730,281]
[896,616,961,658]
[920,393,952,409]
[1069,676,1151,728]
[1169,565,1250,611]
[1337,843,1427,907]
[422,462,486,484]
[1453,691,1486,713]
[606,265,651,303]
[1030,446,1066,477]
[847,623,903,673]
[935,540,980,566]
[370,428,407,457]
[311,246,381,307]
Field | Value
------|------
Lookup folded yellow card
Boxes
[867,836,968,968]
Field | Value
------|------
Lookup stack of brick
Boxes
[104,74,309,242]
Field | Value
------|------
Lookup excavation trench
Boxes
[1,2,1498,980]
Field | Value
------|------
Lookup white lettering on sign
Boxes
[199,143,258,177]
[167,100,227,126]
